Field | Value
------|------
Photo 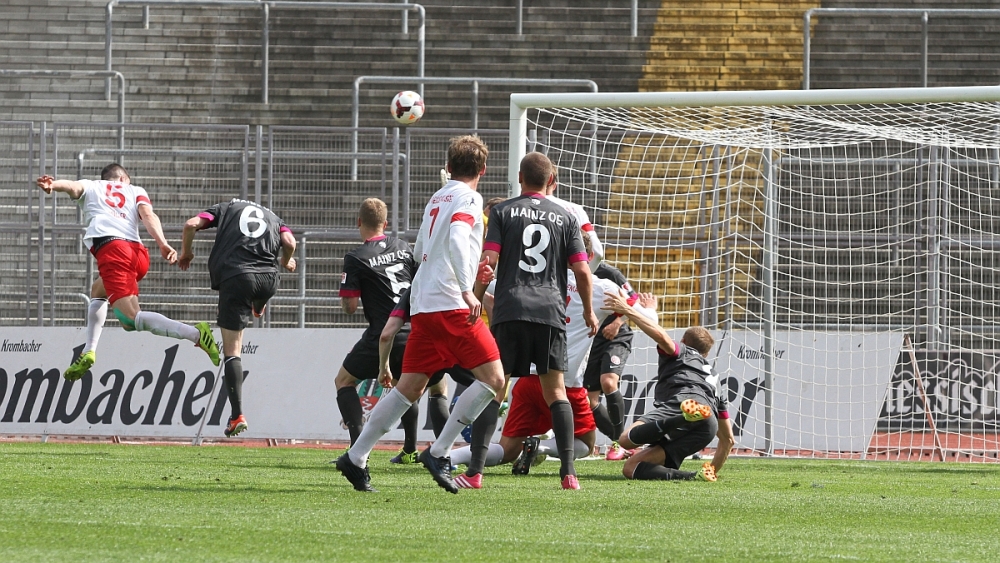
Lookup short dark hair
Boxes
[682,327,714,356]
[447,135,489,179]
[359,198,387,230]
[101,163,129,182]
[519,152,552,189]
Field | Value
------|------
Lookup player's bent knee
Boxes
[600,375,619,394]
[622,457,640,479]
[113,307,136,331]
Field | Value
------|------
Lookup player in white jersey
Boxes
[336,135,505,493]
[545,170,603,273]
[36,164,219,381]
[450,235,657,471]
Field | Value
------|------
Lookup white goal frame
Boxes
[507,85,1000,460]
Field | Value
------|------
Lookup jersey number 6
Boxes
[239,205,268,238]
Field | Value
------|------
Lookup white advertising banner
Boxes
[0,327,417,442]
[0,328,902,450]
[622,330,904,452]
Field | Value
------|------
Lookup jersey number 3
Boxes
[239,205,268,238]
[518,224,551,273]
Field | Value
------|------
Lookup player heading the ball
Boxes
[36,164,220,382]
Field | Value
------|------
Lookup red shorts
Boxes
[502,375,597,438]
[92,239,149,305]
[401,309,500,375]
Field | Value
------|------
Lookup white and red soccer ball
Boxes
[390,90,424,125]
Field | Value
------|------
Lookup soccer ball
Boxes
[390,90,424,125]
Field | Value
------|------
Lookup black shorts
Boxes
[640,392,719,470]
[428,366,476,388]
[492,321,567,377]
[217,272,278,331]
[343,342,405,381]
[582,342,631,392]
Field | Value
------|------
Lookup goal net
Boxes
[509,87,1000,462]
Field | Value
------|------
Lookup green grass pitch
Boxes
[1,442,997,562]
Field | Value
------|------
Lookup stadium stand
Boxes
[3,0,1000,338]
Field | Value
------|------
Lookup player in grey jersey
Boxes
[465,152,598,491]
[179,198,296,437]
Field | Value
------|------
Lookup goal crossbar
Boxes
[507,85,1000,192]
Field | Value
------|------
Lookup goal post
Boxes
[508,86,1000,461]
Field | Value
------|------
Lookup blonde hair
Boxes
[359,198,387,230]
[682,327,714,356]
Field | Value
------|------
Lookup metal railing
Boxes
[0,70,126,125]
[515,0,641,37]
[803,8,1000,90]
[104,0,425,103]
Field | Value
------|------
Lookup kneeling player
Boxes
[602,293,735,481]
[179,198,297,437]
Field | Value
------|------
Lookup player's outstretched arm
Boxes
[712,417,735,473]
[280,230,297,272]
[604,291,676,355]
[377,315,405,388]
[178,215,211,271]
[35,176,84,199]
[570,259,599,336]
[138,204,177,265]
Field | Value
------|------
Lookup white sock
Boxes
[134,311,200,343]
[450,445,472,466]
[484,443,505,466]
[539,438,591,460]
[449,443,505,467]
[348,389,412,467]
[429,379,497,458]
[84,298,108,353]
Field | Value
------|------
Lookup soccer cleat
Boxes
[695,462,718,482]
[453,472,482,489]
[224,414,248,438]
[194,322,220,366]
[252,303,267,318]
[418,448,458,494]
[681,399,713,422]
[335,453,377,492]
[511,436,540,475]
[64,350,95,382]
[605,441,630,461]
[389,448,419,464]
[561,474,581,490]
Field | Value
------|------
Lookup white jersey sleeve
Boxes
[77,179,150,249]
[410,181,485,314]
[563,271,619,388]
[550,195,603,272]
